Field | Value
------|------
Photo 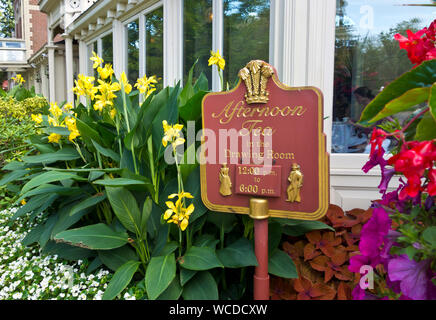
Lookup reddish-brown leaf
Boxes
[304,243,321,261]
[330,248,348,266]
[306,230,322,244]
[334,267,353,281]
[293,277,312,293]
[324,267,334,283]
[337,282,352,300]
[326,204,345,222]
[309,256,329,272]
[270,277,297,300]
[283,241,305,260]
[312,283,337,300]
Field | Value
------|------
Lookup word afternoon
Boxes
[212,100,307,125]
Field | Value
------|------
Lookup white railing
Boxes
[0,38,26,63]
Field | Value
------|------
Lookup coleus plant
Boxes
[349,19,436,300]
[270,205,370,300]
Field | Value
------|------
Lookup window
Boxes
[145,7,164,89]
[333,0,433,154]
[182,0,270,90]
[223,0,270,86]
[102,33,113,66]
[87,33,112,77]
[183,0,213,87]
[126,20,140,84]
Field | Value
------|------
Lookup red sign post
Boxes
[200,60,329,299]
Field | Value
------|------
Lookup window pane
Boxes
[102,33,113,65]
[146,7,164,90]
[333,0,433,153]
[88,41,97,77]
[127,20,140,84]
[223,0,270,87]
[183,0,213,88]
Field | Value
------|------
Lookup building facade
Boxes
[33,0,435,210]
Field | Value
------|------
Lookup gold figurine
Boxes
[286,163,303,203]
[219,164,232,197]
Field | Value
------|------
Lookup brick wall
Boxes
[29,9,47,53]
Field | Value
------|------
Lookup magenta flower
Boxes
[378,167,395,194]
[349,254,380,273]
[359,207,391,258]
[362,149,387,174]
[388,255,434,300]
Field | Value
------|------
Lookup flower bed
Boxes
[0,207,142,300]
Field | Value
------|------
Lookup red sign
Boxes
[200,60,329,220]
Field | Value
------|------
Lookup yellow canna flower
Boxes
[208,50,225,70]
[168,192,194,199]
[90,51,104,69]
[73,74,98,100]
[134,74,158,98]
[49,102,63,118]
[163,193,195,231]
[48,133,61,144]
[68,129,80,142]
[21,199,27,205]
[109,108,117,120]
[119,72,132,94]
[162,120,185,148]
[48,115,56,126]
[97,64,114,81]
[12,74,25,84]
[31,114,43,124]
[94,80,119,112]
[63,103,74,112]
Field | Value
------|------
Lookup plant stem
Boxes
[121,83,139,174]
[402,107,429,133]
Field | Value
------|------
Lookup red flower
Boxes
[388,140,436,199]
[395,20,436,66]
[369,128,388,157]
[425,20,436,41]
[428,169,436,196]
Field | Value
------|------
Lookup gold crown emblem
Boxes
[238,60,274,104]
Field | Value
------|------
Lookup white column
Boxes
[306,0,337,153]
[78,39,89,104]
[78,40,88,76]
[139,14,146,78]
[212,0,223,92]
[269,0,284,79]
[64,35,74,103]
[112,19,125,77]
[47,27,56,102]
[48,46,56,102]
[163,0,183,87]
[41,62,49,99]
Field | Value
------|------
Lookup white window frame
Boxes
[121,2,164,83]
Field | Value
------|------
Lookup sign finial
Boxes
[238,60,274,104]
